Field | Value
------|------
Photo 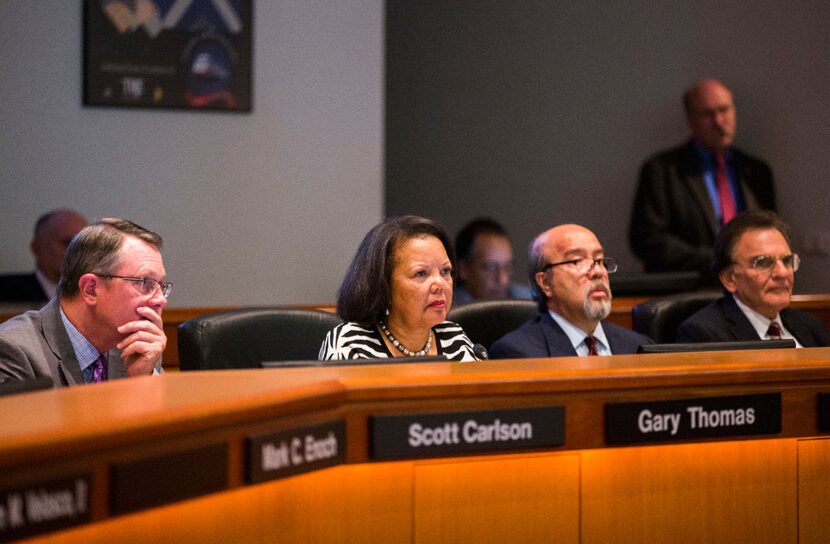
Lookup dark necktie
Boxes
[766,322,782,340]
[715,153,736,224]
[585,335,598,356]
[92,353,108,383]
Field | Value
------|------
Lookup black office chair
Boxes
[631,291,722,344]
[611,271,701,296]
[447,300,538,351]
[178,307,342,370]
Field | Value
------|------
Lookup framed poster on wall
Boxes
[83,0,252,112]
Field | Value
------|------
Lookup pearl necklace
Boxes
[379,322,433,357]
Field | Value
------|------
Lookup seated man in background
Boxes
[0,218,170,386]
[490,224,651,358]
[0,208,87,302]
[629,79,776,284]
[677,211,830,346]
[453,218,531,305]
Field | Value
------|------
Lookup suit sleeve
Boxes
[490,334,532,359]
[0,336,38,381]
[629,159,714,278]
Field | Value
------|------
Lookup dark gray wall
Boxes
[386,1,830,293]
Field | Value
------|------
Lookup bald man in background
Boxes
[0,209,88,302]
[629,79,776,284]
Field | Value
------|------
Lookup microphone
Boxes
[473,343,489,360]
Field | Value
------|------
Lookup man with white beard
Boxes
[490,224,652,358]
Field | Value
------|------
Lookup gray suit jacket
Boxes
[0,299,127,387]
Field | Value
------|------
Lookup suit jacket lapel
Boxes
[40,299,84,386]
[722,295,761,341]
[681,141,720,236]
[781,308,815,347]
[539,312,578,356]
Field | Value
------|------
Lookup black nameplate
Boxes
[605,393,781,445]
[247,420,346,484]
[0,475,90,543]
[110,443,227,515]
[818,393,830,432]
[371,406,565,460]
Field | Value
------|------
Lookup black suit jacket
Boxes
[0,273,48,302]
[490,311,653,359]
[676,294,830,347]
[629,140,776,283]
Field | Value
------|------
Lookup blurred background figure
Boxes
[454,218,531,305]
[629,79,776,284]
[0,209,88,302]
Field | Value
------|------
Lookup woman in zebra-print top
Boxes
[319,216,479,362]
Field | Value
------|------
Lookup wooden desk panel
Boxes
[3,349,830,542]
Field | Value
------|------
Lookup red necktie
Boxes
[585,335,598,356]
[766,322,782,339]
[715,153,736,224]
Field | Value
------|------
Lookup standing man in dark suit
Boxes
[0,218,170,386]
[677,211,830,346]
[0,209,87,302]
[490,224,652,359]
[629,79,776,284]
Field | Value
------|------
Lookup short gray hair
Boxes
[57,218,163,299]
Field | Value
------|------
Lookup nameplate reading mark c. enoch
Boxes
[247,420,346,484]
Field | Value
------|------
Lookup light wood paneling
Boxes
[23,486,262,544]
[261,462,414,544]
[581,439,797,544]
[797,438,830,544]
[413,453,580,544]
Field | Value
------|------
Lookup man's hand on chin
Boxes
[117,306,166,376]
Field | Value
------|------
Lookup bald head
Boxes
[31,209,87,283]
[683,79,736,152]
[529,224,612,333]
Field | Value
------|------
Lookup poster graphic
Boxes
[84,0,252,111]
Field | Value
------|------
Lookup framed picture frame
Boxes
[83,0,252,112]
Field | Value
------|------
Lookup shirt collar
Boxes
[692,139,733,164]
[732,295,780,337]
[547,309,609,355]
[59,306,102,373]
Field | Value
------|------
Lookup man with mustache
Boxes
[490,224,652,358]
[629,79,776,284]
[677,211,830,346]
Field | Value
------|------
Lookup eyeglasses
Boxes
[96,275,173,298]
[540,257,618,275]
[735,254,800,273]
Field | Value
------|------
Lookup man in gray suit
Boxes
[491,224,651,358]
[0,218,170,387]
